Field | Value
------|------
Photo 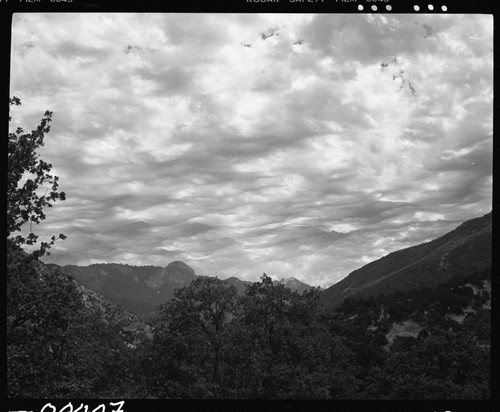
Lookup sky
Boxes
[9,13,492,288]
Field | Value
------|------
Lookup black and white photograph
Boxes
[6,3,493,404]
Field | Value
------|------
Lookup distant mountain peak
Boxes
[275,277,313,293]
[167,260,192,268]
[278,276,302,284]
[164,260,196,278]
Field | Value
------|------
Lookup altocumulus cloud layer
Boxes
[10,13,492,287]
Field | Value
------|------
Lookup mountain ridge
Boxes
[63,262,315,321]
[320,212,492,311]
[64,261,196,321]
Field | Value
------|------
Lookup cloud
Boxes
[54,40,110,59]
[299,14,442,64]
[9,13,492,287]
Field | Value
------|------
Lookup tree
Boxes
[8,96,66,258]
[229,274,333,398]
[7,98,145,398]
[366,329,490,399]
[7,248,134,398]
[148,276,238,398]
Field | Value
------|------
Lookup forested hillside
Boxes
[64,261,197,321]
[7,247,150,398]
[321,212,492,311]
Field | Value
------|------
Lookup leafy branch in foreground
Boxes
[8,97,66,257]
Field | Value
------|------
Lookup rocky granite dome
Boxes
[64,261,197,321]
